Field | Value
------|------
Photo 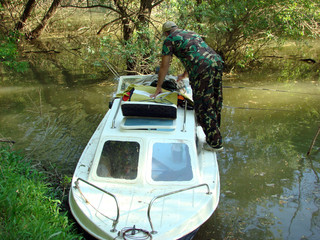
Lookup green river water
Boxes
[0,67,319,240]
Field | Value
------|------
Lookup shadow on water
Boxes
[1,43,320,239]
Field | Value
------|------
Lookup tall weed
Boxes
[0,145,82,240]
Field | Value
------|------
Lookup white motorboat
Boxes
[69,75,220,240]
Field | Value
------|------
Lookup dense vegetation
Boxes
[0,145,83,239]
[1,0,319,74]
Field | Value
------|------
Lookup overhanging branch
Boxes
[61,4,121,15]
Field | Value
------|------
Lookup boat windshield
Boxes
[152,142,193,181]
[96,140,139,179]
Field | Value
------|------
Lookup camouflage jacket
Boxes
[162,29,223,81]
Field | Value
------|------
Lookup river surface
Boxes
[0,69,319,240]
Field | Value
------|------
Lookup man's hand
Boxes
[177,71,188,82]
[150,88,162,98]
[177,74,184,82]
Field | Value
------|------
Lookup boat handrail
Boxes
[182,100,187,132]
[147,183,211,234]
[111,98,122,128]
[75,178,120,232]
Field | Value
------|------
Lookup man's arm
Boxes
[151,55,171,98]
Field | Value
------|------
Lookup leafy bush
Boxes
[99,25,162,75]
[0,33,28,72]
[0,145,82,240]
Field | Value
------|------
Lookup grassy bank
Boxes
[0,145,82,240]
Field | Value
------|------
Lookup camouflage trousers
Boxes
[191,65,223,148]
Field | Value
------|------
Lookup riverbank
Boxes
[0,144,83,240]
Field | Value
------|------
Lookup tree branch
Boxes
[307,126,320,156]
[61,4,121,15]
[0,139,16,144]
[152,0,165,8]
[97,17,122,35]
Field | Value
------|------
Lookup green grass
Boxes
[0,145,83,240]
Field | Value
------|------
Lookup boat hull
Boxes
[178,227,200,240]
[69,75,220,240]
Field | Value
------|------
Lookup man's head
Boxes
[162,21,177,34]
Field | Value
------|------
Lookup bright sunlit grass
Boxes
[0,145,83,240]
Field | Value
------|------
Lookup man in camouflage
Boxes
[151,21,224,151]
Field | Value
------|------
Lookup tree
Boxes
[2,0,63,39]
[64,0,164,73]
[1,0,319,74]
[165,0,320,70]
[15,0,36,31]
[27,0,63,39]
[205,0,320,68]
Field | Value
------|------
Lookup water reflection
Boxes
[196,79,320,240]
[0,79,116,174]
[0,73,319,239]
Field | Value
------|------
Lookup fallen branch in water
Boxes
[0,139,16,144]
[263,55,317,64]
[307,126,320,156]
[23,50,60,54]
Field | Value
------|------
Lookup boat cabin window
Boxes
[96,140,139,180]
[152,143,193,181]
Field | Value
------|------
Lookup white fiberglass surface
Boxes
[152,142,193,181]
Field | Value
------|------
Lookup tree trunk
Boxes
[122,18,136,73]
[138,0,152,26]
[15,0,37,30]
[195,0,203,23]
[100,0,164,73]
[132,0,153,74]
[122,18,134,41]
[27,0,62,39]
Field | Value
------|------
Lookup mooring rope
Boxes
[113,226,152,240]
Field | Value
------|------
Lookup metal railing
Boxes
[102,60,120,79]
[75,178,120,232]
[111,98,122,129]
[182,100,187,132]
[147,183,212,234]
[75,179,212,234]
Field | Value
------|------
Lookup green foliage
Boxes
[163,0,320,70]
[0,33,28,72]
[99,26,162,74]
[0,146,82,240]
[2,0,319,74]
